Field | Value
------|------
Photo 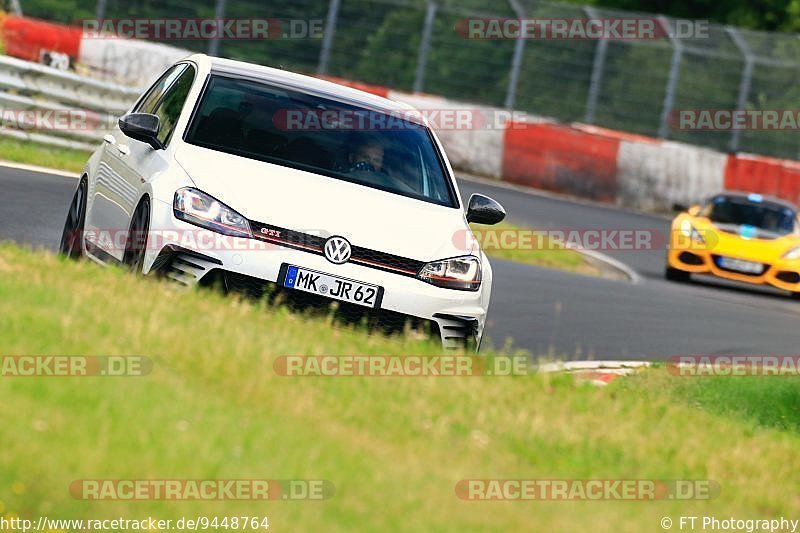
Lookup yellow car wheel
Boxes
[665,266,690,282]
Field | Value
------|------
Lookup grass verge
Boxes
[0,137,91,174]
[0,246,799,531]
[619,367,800,434]
[471,221,603,277]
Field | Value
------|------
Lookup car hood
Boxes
[175,143,475,261]
[691,216,800,262]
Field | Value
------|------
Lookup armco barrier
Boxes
[724,154,800,202]
[0,54,139,150]
[1,15,82,63]
[0,15,187,88]
[502,121,620,202]
[77,38,189,88]
[617,139,727,211]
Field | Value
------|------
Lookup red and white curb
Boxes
[538,361,651,386]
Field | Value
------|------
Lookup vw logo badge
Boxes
[324,236,352,264]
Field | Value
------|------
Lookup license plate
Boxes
[282,265,382,308]
[716,256,763,274]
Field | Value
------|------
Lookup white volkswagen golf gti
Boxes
[59,54,505,349]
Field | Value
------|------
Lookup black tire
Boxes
[59,178,87,259]
[665,266,690,282]
[123,197,150,273]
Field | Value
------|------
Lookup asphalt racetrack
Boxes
[2,165,798,359]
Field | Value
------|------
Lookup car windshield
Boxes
[706,195,796,235]
[184,74,457,208]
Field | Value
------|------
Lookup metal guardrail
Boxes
[0,54,139,151]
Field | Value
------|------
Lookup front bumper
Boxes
[145,199,490,349]
[667,246,800,293]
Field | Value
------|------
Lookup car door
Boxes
[87,63,191,261]
[115,61,196,237]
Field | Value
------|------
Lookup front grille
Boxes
[149,245,223,285]
[249,220,426,277]
[200,269,272,298]
[433,313,479,350]
[199,269,438,337]
[349,245,424,275]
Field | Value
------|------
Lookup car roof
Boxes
[711,191,798,211]
[188,54,417,117]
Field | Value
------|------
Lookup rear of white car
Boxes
[70,54,504,349]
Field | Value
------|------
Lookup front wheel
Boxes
[123,197,151,274]
[59,178,87,258]
[665,266,690,282]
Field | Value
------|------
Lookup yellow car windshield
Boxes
[706,196,796,236]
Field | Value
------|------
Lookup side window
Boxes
[135,64,187,114]
[152,66,196,145]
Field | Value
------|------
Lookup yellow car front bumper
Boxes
[667,246,800,293]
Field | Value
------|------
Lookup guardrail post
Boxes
[317,0,341,75]
[657,16,682,139]
[504,0,526,109]
[725,26,753,153]
[208,0,228,56]
[413,0,437,93]
[583,6,608,124]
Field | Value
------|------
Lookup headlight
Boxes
[679,219,705,244]
[417,255,481,291]
[783,246,800,260]
[173,187,252,238]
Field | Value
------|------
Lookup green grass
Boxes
[619,369,800,434]
[472,221,601,276]
[0,137,90,173]
[1,244,800,531]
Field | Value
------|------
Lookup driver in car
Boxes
[337,134,420,195]
[345,136,384,173]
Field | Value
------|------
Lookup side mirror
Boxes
[118,113,163,150]
[688,205,701,216]
[466,194,506,225]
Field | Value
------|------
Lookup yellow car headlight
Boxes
[679,219,705,244]
[783,246,800,260]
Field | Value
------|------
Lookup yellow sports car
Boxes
[666,192,800,296]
